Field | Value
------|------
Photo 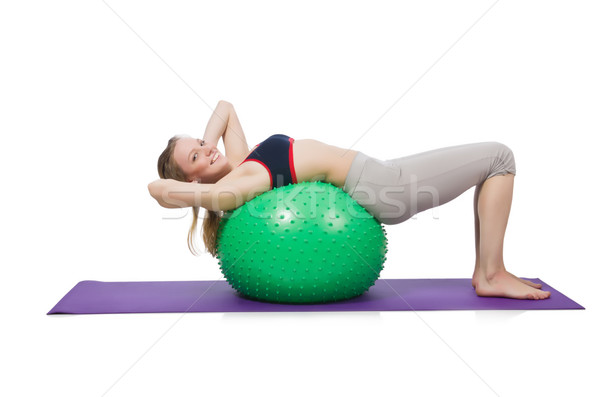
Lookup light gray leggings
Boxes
[342,142,516,225]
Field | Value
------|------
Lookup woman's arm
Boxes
[148,179,215,209]
[148,174,268,211]
[203,100,250,164]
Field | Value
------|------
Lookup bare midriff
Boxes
[227,138,359,191]
[291,139,359,188]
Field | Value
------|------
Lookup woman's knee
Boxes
[488,141,516,177]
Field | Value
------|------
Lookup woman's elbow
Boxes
[148,182,160,203]
[148,181,177,209]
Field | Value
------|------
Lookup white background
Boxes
[1,0,598,396]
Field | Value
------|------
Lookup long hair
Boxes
[157,135,221,257]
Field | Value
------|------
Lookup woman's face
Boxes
[173,137,229,183]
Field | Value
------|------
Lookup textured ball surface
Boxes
[216,181,388,304]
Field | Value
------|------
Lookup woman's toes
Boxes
[525,280,542,289]
[507,272,542,288]
[535,290,550,299]
[530,281,542,288]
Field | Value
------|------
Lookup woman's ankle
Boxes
[478,263,507,281]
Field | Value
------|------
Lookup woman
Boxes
[148,100,550,300]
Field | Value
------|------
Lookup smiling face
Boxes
[173,137,232,183]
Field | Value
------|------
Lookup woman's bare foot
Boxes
[512,274,542,289]
[474,270,551,300]
[472,268,542,289]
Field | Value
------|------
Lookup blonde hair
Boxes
[157,135,221,257]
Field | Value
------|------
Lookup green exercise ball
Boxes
[216,181,388,304]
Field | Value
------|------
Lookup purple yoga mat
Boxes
[47,278,583,314]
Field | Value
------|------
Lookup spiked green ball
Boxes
[216,181,388,304]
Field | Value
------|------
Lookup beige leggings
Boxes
[342,142,517,224]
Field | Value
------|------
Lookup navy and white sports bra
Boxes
[240,134,298,189]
